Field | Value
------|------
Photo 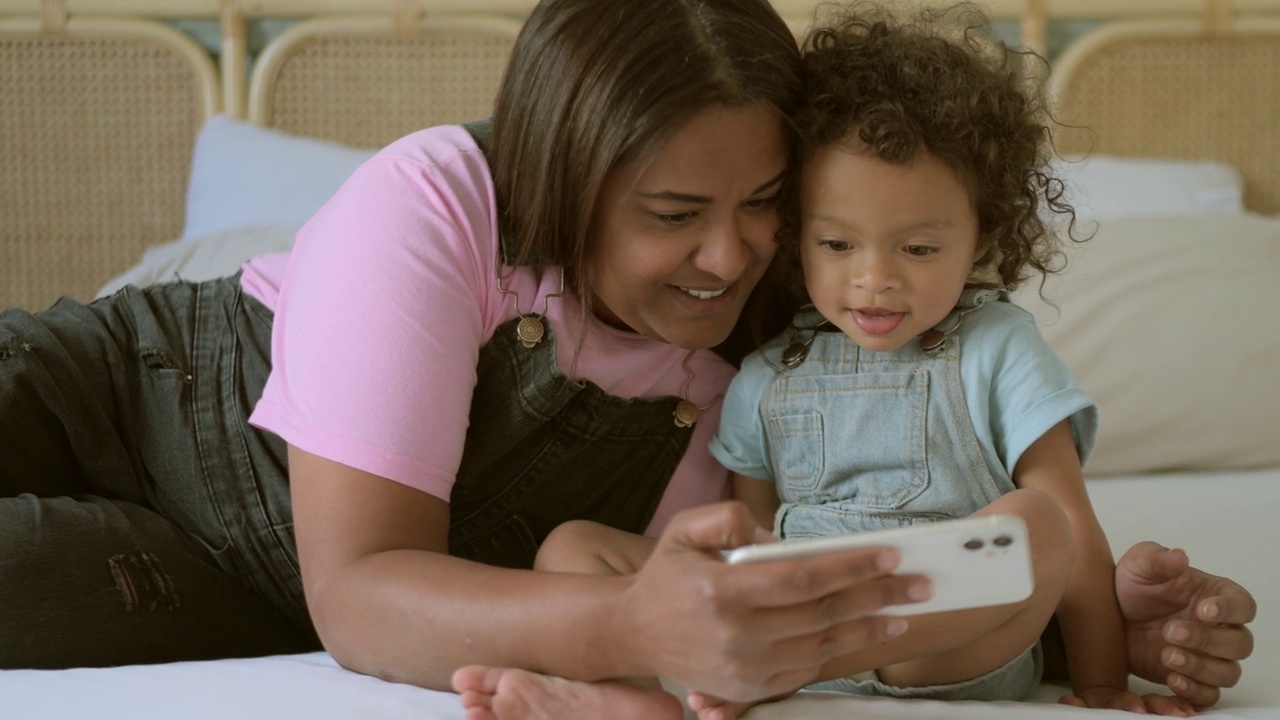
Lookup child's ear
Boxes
[972,234,993,262]
[967,238,1004,287]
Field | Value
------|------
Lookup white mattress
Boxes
[6,467,1276,720]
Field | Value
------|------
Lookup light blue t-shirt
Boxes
[710,299,1097,489]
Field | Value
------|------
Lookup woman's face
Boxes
[586,103,789,349]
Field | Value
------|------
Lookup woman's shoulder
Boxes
[346,126,487,201]
[376,124,489,171]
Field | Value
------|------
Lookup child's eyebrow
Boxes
[893,219,959,234]
[638,170,787,204]
[804,211,852,227]
[805,213,958,234]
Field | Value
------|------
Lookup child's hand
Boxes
[1058,686,1147,713]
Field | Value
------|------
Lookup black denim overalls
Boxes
[449,118,694,567]
[0,122,693,666]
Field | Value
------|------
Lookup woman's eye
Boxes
[653,211,696,225]
[743,194,780,211]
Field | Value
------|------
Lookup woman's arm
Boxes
[289,446,925,700]
[1114,542,1256,707]
[290,446,620,687]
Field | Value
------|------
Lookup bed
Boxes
[2,0,1278,718]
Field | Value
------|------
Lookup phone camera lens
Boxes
[993,535,1013,547]
[963,539,984,550]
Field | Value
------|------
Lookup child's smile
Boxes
[852,306,905,336]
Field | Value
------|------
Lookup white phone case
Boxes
[724,514,1034,616]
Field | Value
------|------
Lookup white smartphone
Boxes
[724,514,1034,616]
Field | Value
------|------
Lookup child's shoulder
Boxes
[958,295,1066,369]
[739,335,788,379]
[962,294,1039,339]
[741,307,828,372]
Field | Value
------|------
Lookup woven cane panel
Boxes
[265,32,515,149]
[1054,36,1280,214]
[1,36,204,311]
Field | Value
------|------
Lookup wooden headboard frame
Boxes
[1049,8,1280,214]
[3,0,1280,311]
[1,6,219,310]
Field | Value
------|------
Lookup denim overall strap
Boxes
[448,318,694,569]
[453,118,691,566]
[766,308,1011,539]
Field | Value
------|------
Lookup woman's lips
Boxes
[670,283,736,315]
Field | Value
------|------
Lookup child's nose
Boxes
[854,252,899,292]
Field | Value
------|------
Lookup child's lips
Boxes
[853,307,905,335]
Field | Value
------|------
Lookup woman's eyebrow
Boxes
[638,169,787,204]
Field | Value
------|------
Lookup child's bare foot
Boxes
[687,690,756,720]
[452,665,685,720]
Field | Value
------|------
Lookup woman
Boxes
[0,0,1253,708]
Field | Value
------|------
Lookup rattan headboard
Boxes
[1050,17,1280,214]
[0,15,217,311]
[4,0,1280,313]
[249,14,523,148]
[242,5,840,149]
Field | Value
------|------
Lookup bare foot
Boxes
[687,690,756,720]
[452,665,685,720]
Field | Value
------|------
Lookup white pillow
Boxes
[97,226,300,297]
[183,115,376,240]
[1012,213,1280,476]
[1050,155,1245,221]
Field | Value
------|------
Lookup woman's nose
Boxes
[692,217,750,280]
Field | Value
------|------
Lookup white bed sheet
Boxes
[5,467,1276,720]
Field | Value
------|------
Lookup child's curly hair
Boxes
[793,1,1078,291]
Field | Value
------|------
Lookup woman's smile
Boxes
[586,102,789,349]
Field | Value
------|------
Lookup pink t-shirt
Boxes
[242,125,734,536]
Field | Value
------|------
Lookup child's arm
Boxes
[732,473,781,533]
[1013,420,1143,711]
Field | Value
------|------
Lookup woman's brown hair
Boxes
[489,0,806,362]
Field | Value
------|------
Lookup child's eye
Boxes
[819,239,852,252]
[905,245,939,257]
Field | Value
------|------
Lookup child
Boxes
[453,3,1201,718]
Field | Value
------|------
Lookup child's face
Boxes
[798,143,980,352]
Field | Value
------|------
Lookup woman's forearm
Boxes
[289,445,647,689]
[290,448,923,701]
[308,548,641,689]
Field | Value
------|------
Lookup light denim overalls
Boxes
[767,290,1013,539]
[764,290,1043,701]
